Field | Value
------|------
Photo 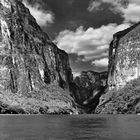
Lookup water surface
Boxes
[0,115,140,140]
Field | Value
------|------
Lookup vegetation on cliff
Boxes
[0,84,78,114]
[96,78,140,114]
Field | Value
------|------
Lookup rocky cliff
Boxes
[108,22,140,89]
[0,0,78,114]
[96,22,140,114]
[73,71,107,113]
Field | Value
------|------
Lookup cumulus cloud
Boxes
[92,58,108,67]
[88,1,102,12]
[72,72,81,78]
[88,0,140,23]
[88,0,127,13]
[122,3,140,23]
[55,23,129,67]
[22,0,54,26]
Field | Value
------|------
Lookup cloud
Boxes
[88,1,102,12]
[88,0,140,23]
[55,23,130,67]
[88,0,124,13]
[72,71,81,78]
[22,0,54,26]
[121,3,140,23]
[92,58,108,67]
[85,0,140,68]
[88,0,128,12]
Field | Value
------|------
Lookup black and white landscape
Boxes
[0,0,140,139]
[0,0,140,114]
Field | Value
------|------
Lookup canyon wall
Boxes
[108,22,140,89]
[0,0,77,114]
[96,22,140,114]
[73,71,107,113]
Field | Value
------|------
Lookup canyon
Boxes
[1,0,140,114]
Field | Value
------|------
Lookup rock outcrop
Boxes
[0,0,78,114]
[73,71,107,113]
[96,22,140,114]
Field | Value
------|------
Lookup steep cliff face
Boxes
[0,0,77,114]
[73,71,107,113]
[108,22,140,89]
[95,22,140,114]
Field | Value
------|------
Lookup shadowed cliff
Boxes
[71,71,107,113]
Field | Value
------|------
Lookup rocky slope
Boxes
[72,71,107,113]
[0,0,78,114]
[96,22,140,114]
[96,78,140,114]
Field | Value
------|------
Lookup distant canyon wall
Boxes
[72,71,107,113]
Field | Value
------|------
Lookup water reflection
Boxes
[0,115,140,140]
[68,116,109,140]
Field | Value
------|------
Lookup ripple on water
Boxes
[0,115,139,140]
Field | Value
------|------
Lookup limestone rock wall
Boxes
[108,22,140,89]
[95,22,140,114]
[0,0,73,94]
[0,0,77,114]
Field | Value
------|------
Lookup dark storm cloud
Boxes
[40,0,124,39]
[88,0,140,23]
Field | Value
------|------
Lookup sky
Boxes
[22,0,140,76]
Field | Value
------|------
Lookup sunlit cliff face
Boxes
[108,23,140,90]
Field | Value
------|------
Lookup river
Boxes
[0,115,140,140]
